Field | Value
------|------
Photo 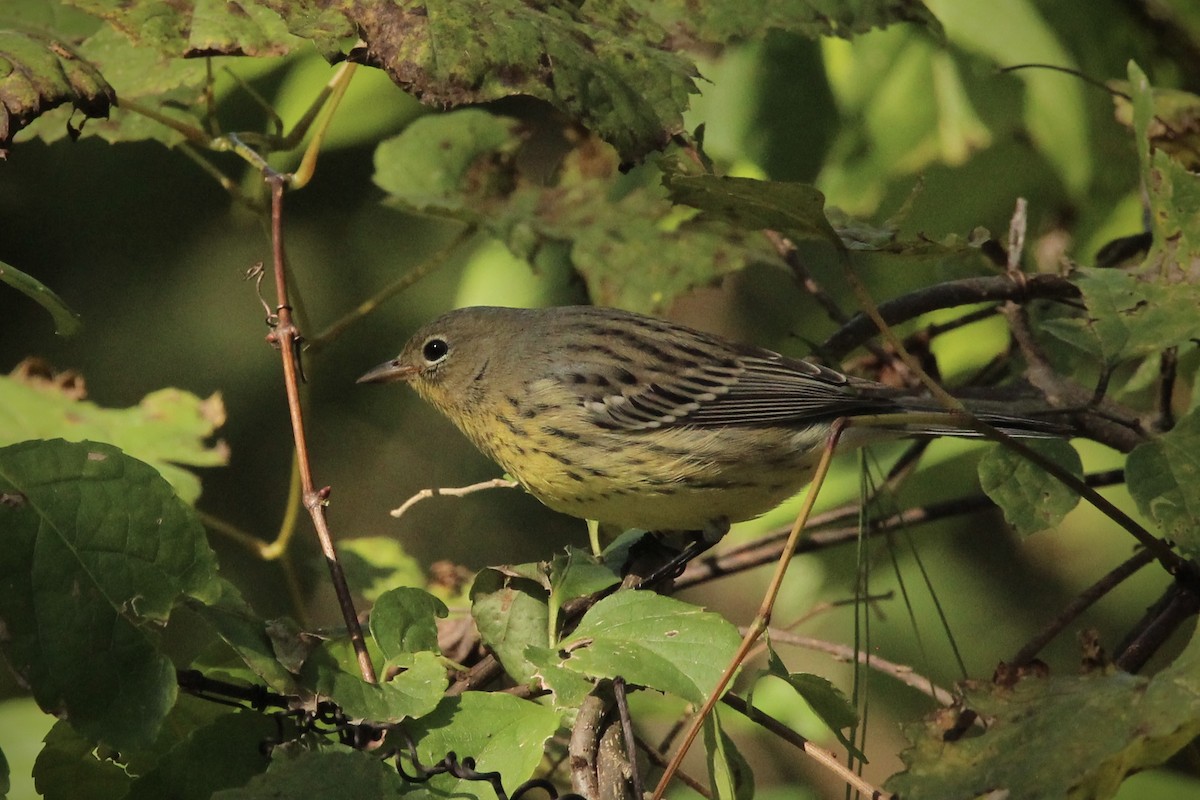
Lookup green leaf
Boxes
[33,696,234,800]
[124,712,276,800]
[1127,408,1200,557]
[373,109,523,213]
[558,591,741,705]
[65,0,303,57]
[1125,61,1200,283]
[338,536,428,604]
[33,721,130,800]
[0,440,220,750]
[183,579,302,694]
[252,0,357,60]
[401,693,561,800]
[633,0,942,45]
[568,198,783,312]
[664,173,841,248]
[1040,269,1200,368]
[887,620,1200,799]
[523,645,595,710]
[211,747,406,800]
[978,439,1082,537]
[927,0,1090,193]
[0,259,81,335]
[470,568,549,685]
[301,642,445,723]
[547,547,620,635]
[15,22,221,148]
[0,26,114,152]
[704,710,754,800]
[0,374,228,504]
[551,548,621,600]
[369,587,448,668]
[340,0,697,161]
[375,110,786,313]
[762,646,863,760]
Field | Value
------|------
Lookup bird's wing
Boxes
[579,350,901,431]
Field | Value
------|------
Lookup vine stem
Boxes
[266,176,376,684]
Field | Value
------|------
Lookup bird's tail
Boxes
[887,398,1072,439]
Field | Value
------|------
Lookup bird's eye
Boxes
[422,338,449,364]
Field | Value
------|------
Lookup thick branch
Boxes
[1115,582,1200,673]
[821,273,1080,360]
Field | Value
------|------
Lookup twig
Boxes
[764,629,957,706]
[720,693,892,799]
[766,230,851,325]
[446,653,505,695]
[634,735,711,798]
[921,304,1000,341]
[1006,197,1027,275]
[1156,347,1178,432]
[613,678,644,800]
[308,224,479,351]
[764,229,902,375]
[1115,582,1200,673]
[1010,547,1157,667]
[265,176,376,684]
[1002,299,1146,452]
[389,478,520,520]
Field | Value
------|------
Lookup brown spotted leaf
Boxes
[0,26,114,152]
[339,0,698,160]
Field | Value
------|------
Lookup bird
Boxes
[359,305,1065,535]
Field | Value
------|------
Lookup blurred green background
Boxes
[2,1,1199,796]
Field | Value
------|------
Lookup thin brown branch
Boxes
[1010,547,1157,666]
[266,176,376,684]
[675,492,998,591]
[765,629,957,707]
[768,229,850,325]
[1001,300,1147,452]
[764,229,901,373]
[446,653,505,695]
[720,693,892,799]
[921,304,1000,341]
[676,467,1129,592]
[633,735,711,799]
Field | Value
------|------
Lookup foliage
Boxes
[2,1,1200,799]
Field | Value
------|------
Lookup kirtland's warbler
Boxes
[360,305,1062,532]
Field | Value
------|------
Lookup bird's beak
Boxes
[357,359,418,384]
